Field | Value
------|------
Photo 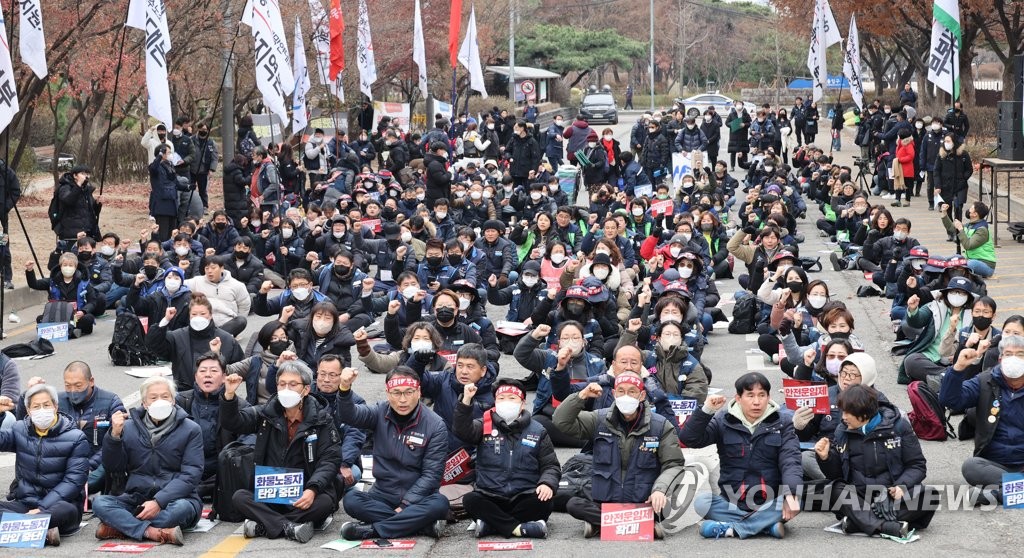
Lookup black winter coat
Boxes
[934,145,973,201]
[150,321,245,391]
[149,158,186,217]
[222,161,251,223]
[640,130,672,173]
[507,134,542,179]
[55,173,102,240]
[725,109,752,153]
[424,152,451,203]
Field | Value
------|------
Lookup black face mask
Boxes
[973,316,993,331]
[333,265,351,277]
[382,208,398,219]
[144,266,159,280]
[214,222,227,231]
[198,131,209,139]
[78,251,93,262]
[426,256,443,268]
[565,301,586,316]
[447,254,463,266]
[435,307,456,324]
[787,281,805,294]
[829,331,850,340]
[234,250,248,260]
[268,340,290,356]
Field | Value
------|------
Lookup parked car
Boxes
[679,92,758,118]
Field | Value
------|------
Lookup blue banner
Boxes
[1003,472,1024,509]
[254,466,305,505]
[0,513,50,548]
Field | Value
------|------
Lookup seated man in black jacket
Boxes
[222,360,342,543]
[455,379,561,539]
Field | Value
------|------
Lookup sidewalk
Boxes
[827,132,1024,314]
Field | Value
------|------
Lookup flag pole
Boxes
[951,32,961,254]
[97,18,130,197]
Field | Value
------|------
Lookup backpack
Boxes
[302,148,321,171]
[727,293,758,334]
[1009,222,1024,242]
[1,338,54,358]
[47,189,61,231]
[239,134,257,158]
[907,380,956,441]
[107,312,157,366]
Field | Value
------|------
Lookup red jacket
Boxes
[896,137,916,177]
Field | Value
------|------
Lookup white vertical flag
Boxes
[806,0,841,102]
[0,12,19,135]
[927,0,961,100]
[308,0,344,102]
[127,0,172,129]
[242,0,294,126]
[18,0,46,78]
[843,14,865,110]
[356,0,377,99]
[292,18,311,135]
[413,0,428,100]
[458,5,487,99]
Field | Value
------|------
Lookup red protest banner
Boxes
[651,199,674,217]
[359,540,417,550]
[96,543,157,553]
[360,218,382,233]
[782,378,830,414]
[442,448,473,485]
[600,503,655,541]
[438,350,457,367]
[478,541,534,551]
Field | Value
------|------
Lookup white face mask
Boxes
[593,267,610,280]
[164,278,181,293]
[100,245,116,256]
[402,286,419,300]
[563,340,584,356]
[282,228,294,239]
[435,211,447,220]
[681,233,692,243]
[253,220,262,228]
[61,266,76,278]
[277,389,303,409]
[550,253,566,265]
[659,336,681,352]
[30,408,55,430]
[313,319,334,335]
[587,142,597,148]
[174,246,190,257]
[292,287,310,301]
[482,191,492,200]
[678,266,694,279]
[614,395,641,415]
[631,207,644,217]
[147,399,174,421]
[1002,356,1024,379]
[603,135,613,140]
[916,123,924,129]
[332,230,345,240]
[401,232,413,243]
[946,292,969,308]
[459,298,471,311]
[189,316,210,331]
[409,339,433,353]
[670,247,682,258]
[455,191,466,198]
[807,295,827,309]
[893,231,907,241]
[494,401,522,423]
[522,275,539,287]
[530,192,542,201]
[704,115,712,122]
[932,124,941,131]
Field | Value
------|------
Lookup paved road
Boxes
[2,120,1023,556]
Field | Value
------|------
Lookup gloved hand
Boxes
[777,317,794,337]
[742,224,758,236]
[792,406,814,430]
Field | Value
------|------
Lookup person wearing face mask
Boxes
[147,144,189,241]
[725,102,752,172]
[385,289,483,355]
[935,136,975,230]
[506,121,543,189]
[863,217,919,294]
[25,252,103,338]
[640,119,672,185]
[545,115,566,168]
[199,210,241,256]
[918,119,945,210]
[224,321,296,405]
[303,128,330,190]
[454,378,561,540]
[941,334,1024,504]
[618,320,710,419]
[0,383,90,547]
[93,376,202,546]
[944,297,1001,387]
[308,215,358,265]
[900,276,976,385]
[449,280,501,362]
[488,260,547,329]
[814,385,933,538]
[174,352,251,500]
[221,361,343,543]
[311,354,368,494]
[162,233,201,279]
[126,266,191,332]
[255,268,326,321]
[224,237,266,296]
[263,218,307,275]
[150,293,244,391]
[415,343,498,453]
[357,320,451,375]
[286,301,355,370]
[69,236,113,306]
[182,257,250,335]
[782,305,864,373]
[353,221,417,291]
[422,141,452,209]
[554,371,684,538]
[701,109,723,165]
[10,362,123,497]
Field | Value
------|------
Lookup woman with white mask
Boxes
[900,276,976,384]
[0,383,91,546]
[618,318,710,413]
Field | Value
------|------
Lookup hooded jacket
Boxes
[934,143,973,199]
[680,400,802,510]
[0,412,90,509]
[55,172,102,240]
[184,270,251,326]
[102,405,204,515]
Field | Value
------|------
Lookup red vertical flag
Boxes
[329,0,345,79]
[449,0,462,68]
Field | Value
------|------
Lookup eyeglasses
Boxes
[388,389,418,399]
[839,371,861,381]
[277,381,305,390]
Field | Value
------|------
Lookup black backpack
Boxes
[303,148,321,171]
[213,441,255,522]
[108,312,157,366]
[728,294,758,334]
[1,338,54,358]
[47,190,60,231]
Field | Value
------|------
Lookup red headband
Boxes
[386,377,420,391]
[615,374,644,391]
[495,385,525,400]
